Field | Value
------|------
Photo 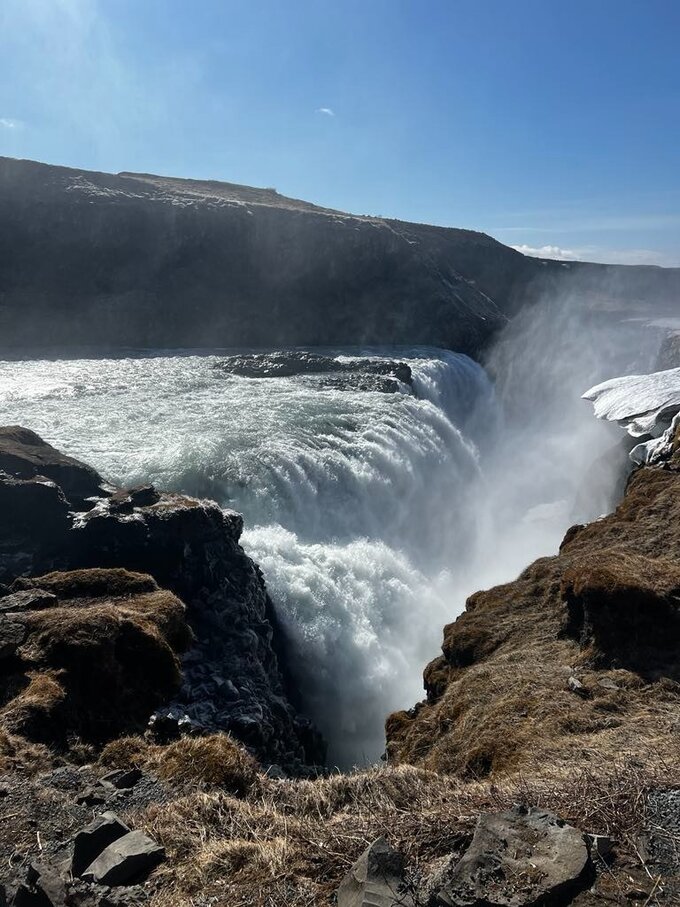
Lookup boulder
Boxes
[0,590,57,614]
[81,829,165,885]
[0,617,26,659]
[72,811,130,877]
[337,837,413,907]
[99,768,143,789]
[13,862,66,907]
[0,426,105,510]
[429,805,592,906]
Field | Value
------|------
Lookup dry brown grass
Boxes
[138,758,679,906]
[0,569,190,746]
[0,726,52,774]
[386,467,680,778]
[100,733,259,795]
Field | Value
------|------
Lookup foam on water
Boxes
[0,349,491,764]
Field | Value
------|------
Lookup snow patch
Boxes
[583,367,680,462]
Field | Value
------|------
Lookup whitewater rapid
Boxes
[0,349,494,764]
[0,327,655,766]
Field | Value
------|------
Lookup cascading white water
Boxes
[0,313,662,767]
[0,348,492,765]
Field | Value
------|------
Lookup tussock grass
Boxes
[100,733,259,795]
[140,758,679,906]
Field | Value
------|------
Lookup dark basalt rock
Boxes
[0,427,106,510]
[337,837,413,907]
[0,427,324,771]
[214,351,413,393]
[81,829,164,886]
[72,812,130,878]
[429,805,592,906]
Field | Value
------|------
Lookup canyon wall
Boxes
[2,156,679,354]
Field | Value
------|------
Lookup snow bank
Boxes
[583,367,680,464]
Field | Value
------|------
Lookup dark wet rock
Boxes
[0,473,71,583]
[337,837,413,907]
[214,351,413,391]
[69,493,325,769]
[0,427,105,511]
[147,708,195,743]
[81,829,165,886]
[72,812,130,878]
[429,805,592,906]
[99,768,143,790]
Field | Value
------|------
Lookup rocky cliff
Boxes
[0,426,323,773]
[2,156,679,354]
[385,382,680,780]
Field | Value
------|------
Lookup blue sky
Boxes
[1,0,679,266]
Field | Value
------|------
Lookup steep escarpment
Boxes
[0,426,323,772]
[0,157,509,353]
[3,156,679,354]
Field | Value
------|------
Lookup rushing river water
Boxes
[0,320,659,766]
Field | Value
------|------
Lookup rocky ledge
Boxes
[0,425,324,772]
[213,350,413,393]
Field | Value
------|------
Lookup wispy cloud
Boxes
[511,243,680,268]
[0,117,23,129]
[316,107,335,117]
[511,244,577,261]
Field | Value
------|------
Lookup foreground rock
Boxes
[429,806,592,906]
[0,427,323,770]
[81,829,164,885]
[337,837,413,907]
[72,812,130,877]
[0,426,107,509]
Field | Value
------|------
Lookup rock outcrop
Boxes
[0,427,323,770]
[386,435,680,777]
[2,156,679,354]
[214,351,413,393]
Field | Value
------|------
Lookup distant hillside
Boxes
[0,156,678,352]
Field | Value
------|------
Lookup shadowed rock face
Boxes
[0,428,324,770]
[3,156,678,356]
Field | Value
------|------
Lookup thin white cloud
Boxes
[511,244,577,261]
[316,107,335,117]
[511,243,680,268]
[0,117,22,129]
